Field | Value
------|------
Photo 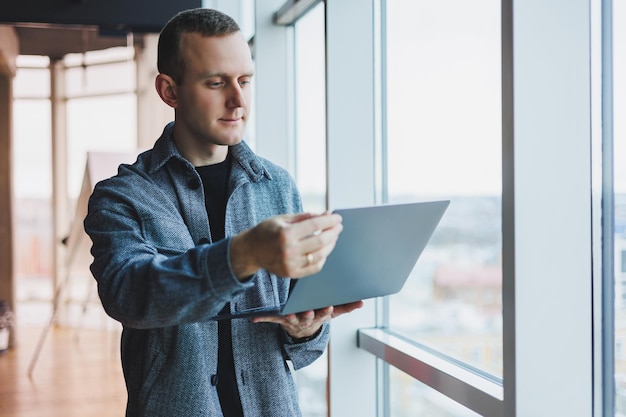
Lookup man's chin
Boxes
[220,137,244,146]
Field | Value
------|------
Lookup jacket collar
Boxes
[147,122,272,182]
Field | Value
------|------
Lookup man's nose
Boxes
[227,83,246,108]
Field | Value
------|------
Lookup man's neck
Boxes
[172,132,229,167]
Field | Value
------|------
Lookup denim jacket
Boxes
[84,123,330,417]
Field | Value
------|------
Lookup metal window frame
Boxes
[358,328,503,416]
[599,0,615,414]
[356,1,597,416]
[273,0,323,26]
[257,0,602,416]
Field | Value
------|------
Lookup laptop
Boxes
[211,200,449,320]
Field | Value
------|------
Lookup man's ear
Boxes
[155,74,178,108]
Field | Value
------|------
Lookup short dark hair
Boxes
[157,8,241,84]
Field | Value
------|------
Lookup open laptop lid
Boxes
[212,200,449,320]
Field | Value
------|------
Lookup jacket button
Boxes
[188,178,201,190]
[211,374,218,386]
[199,237,210,245]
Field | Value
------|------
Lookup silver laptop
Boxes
[212,200,449,320]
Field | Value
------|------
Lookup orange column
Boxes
[0,26,18,347]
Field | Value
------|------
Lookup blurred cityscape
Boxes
[614,193,626,417]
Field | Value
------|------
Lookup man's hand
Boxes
[252,301,364,340]
[230,212,343,280]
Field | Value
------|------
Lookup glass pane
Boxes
[13,67,50,98]
[63,65,137,327]
[13,94,53,325]
[13,99,52,198]
[15,55,50,68]
[66,94,137,199]
[294,3,327,214]
[385,0,502,377]
[65,46,134,66]
[65,60,136,98]
[390,367,481,417]
[614,0,626,414]
[293,4,328,417]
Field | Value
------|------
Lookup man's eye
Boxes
[207,81,223,88]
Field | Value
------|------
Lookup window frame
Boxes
[344,0,597,415]
[256,0,604,416]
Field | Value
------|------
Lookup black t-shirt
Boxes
[196,153,243,417]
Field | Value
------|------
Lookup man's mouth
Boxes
[219,118,242,127]
[220,116,243,123]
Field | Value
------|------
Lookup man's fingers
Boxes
[331,301,364,318]
[282,212,315,224]
[238,212,344,279]
[289,212,343,241]
[284,214,343,278]
[252,305,352,342]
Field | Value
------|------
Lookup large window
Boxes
[13,56,53,325]
[64,47,137,200]
[7,0,618,415]
[12,46,137,329]
[351,0,594,415]
[390,370,481,417]
[614,0,626,414]
[385,0,502,384]
[62,48,137,326]
[292,4,328,417]
[294,3,326,214]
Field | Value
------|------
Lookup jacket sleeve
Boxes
[281,322,331,370]
[84,180,254,330]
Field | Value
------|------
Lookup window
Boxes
[12,47,138,328]
[292,3,328,417]
[273,1,596,415]
[355,0,593,415]
[385,0,502,379]
[294,3,326,214]
[614,0,626,413]
[65,47,137,199]
[390,367,481,417]
[12,56,53,325]
[13,57,52,200]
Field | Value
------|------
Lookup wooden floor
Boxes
[0,326,127,417]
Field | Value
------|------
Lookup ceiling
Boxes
[12,24,131,59]
[0,0,203,59]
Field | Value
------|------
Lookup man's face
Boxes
[173,31,254,149]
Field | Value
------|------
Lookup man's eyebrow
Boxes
[200,71,255,79]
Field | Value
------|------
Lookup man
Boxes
[84,7,362,417]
